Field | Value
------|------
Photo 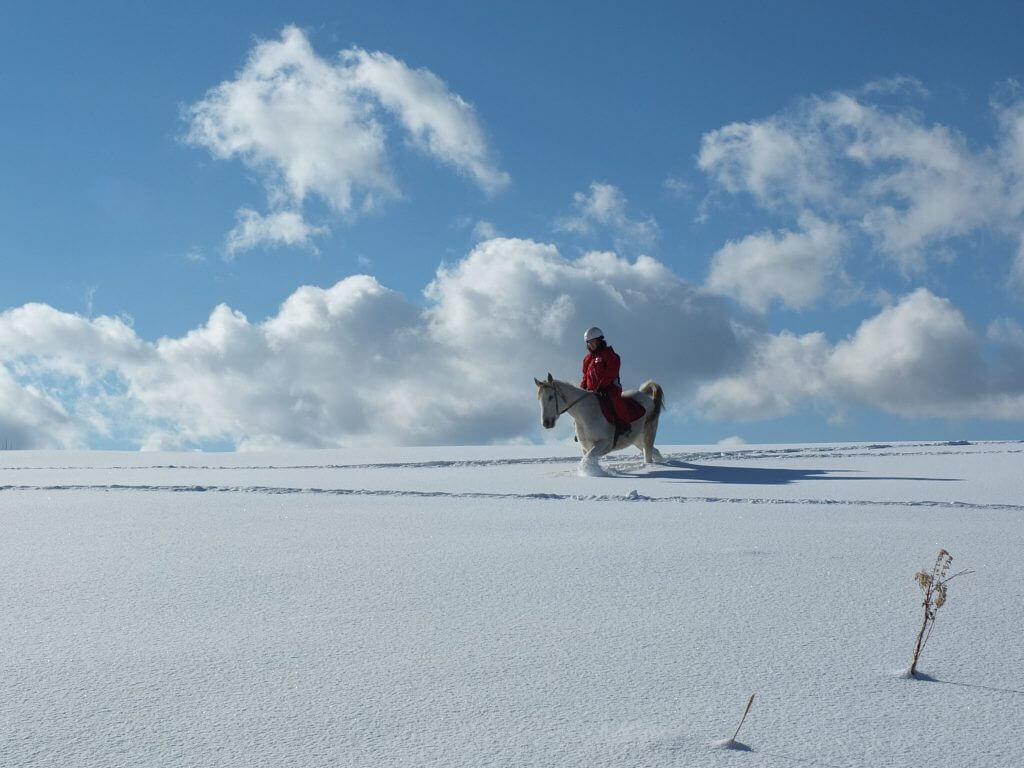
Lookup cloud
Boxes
[5,265,1024,448]
[705,214,846,313]
[0,240,745,449]
[342,48,510,195]
[0,365,79,449]
[663,175,692,198]
[696,288,1024,422]
[988,317,1024,394]
[828,288,986,414]
[556,182,659,250]
[698,88,1023,275]
[997,95,1024,282]
[695,329,831,420]
[1012,238,1024,291]
[0,303,148,377]
[697,118,834,210]
[717,435,747,447]
[424,239,742,386]
[225,209,329,256]
[185,26,507,250]
[471,220,501,241]
[133,278,425,448]
[858,75,930,98]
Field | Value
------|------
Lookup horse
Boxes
[534,373,665,471]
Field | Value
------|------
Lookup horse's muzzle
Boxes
[543,417,555,429]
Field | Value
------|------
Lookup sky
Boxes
[2,0,1024,450]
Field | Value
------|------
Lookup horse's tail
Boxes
[639,380,663,423]
[638,380,665,463]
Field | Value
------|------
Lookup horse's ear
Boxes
[534,377,544,387]
[546,372,553,383]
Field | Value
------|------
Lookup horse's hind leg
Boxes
[642,416,663,463]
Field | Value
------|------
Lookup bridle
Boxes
[549,380,592,418]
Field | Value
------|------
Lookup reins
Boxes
[551,381,592,416]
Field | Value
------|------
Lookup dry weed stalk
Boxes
[909,548,973,677]
[731,693,755,743]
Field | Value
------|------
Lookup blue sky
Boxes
[2,1,1024,450]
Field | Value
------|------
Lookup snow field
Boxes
[1,442,1023,767]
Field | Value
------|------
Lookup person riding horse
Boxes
[580,326,634,435]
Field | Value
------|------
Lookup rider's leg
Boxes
[608,387,634,431]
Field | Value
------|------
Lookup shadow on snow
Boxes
[906,671,1024,696]
[635,461,962,486]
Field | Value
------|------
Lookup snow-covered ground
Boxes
[2,440,1023,767]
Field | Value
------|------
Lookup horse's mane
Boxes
[554,377,585,392]
[537,376,588,396]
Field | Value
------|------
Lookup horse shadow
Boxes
[634,460,961,486]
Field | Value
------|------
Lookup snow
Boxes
[2,440,1023,767]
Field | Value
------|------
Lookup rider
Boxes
[580,326,634,434]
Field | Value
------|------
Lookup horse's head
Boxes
[534,372,558,429]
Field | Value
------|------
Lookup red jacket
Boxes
[581,344,622,392]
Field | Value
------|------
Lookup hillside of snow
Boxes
[2,440,1023,767]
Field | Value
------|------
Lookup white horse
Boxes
[534,373,665,471]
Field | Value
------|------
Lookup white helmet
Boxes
[584,326,604,342]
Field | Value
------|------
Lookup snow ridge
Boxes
[3,482,1023,512]
[0,439,1020,473]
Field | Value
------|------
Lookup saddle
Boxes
[595,390,646,436]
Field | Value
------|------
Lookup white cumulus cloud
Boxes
[828,288,986,414]
[695,329,831,421]
[698,88,1024,276]
[698,118,834,210]
[4,276,1024,447]
[705,214,846,313]
[0,365,79,449]
[695,288,1024,423]
[185,26,508,252]
[343,48,510,195]
[225,209,329,256]
[0,240,744,449]
[557,182,659,250]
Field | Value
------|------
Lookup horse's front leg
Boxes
[574,421,606,457]
[584,435,614,461]
[577,436,612,476]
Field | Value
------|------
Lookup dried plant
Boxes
[713,693,756,750]
[909,548,973,677]
[731,693,755,743]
